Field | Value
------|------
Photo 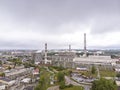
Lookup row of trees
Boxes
[34,67,51,90]
[8,58,36,68]
[0,60,2,65]
[8,58,22,68]
[91,78,117,90]
[57,71,74,89]
[0,72,5,77]
[90,63,120,90]
[37,67,71,89]
[51,66,65,71]
[35,76,46,90]
[90,65,117,90]
[91,65,96,74]
[57,72,65,89]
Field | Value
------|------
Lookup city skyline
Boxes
[0,0,120,49]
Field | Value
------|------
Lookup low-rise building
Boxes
[32,51,44,65]
[74,55,118,65]
[33,68,39,75]
[0,83,6,90]
[76,67,88,71]
[0,77,15,86]
[4,68,33,79]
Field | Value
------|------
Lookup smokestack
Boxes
[84,33,87,56]
[45,43,47,53]
[45,43,47,64]
[69,44,71,52]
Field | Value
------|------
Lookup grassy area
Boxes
[76,71,97,78]
[81,70,116,77]
[50,66,65,71]
[100,70,116,77]
[71,69,116,78]
[62,86,84,90]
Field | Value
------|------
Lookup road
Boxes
[47,86,59,90]
[65,76,91,90]
[9,74,31,90]
[9,85,24,90]
[23,86,34,90]
[9,82,36,90]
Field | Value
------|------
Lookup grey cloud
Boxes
[0,40,69,50]
[0,0,120,49]
[0,40,34,49]
[90,15,120,34]
[0,0,119,34]
[89,45,120,50]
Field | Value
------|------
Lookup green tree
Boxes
[68,70,72,77]
[0,72,5,77]
[116,73,120,80]
[23,62,30,68]
[57,72,66,89]
[35,69,50,90]
[8,66,11,70]
[0,60,2,65]
[116,73,120,78]
[57,72,65,82]
[59,81,65,89]
[34,76,46,90]
[34,84,42,90]
[10,58,22,68]
[91,65,96,74]
[91,78,117,90]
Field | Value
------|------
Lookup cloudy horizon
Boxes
[0,0,120,50]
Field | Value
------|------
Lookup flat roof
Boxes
[73,56,118,64]
[0,77,11,82]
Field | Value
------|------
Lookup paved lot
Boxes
[65,76,91,90]
[47,86,59,90]
[23,86,34,90]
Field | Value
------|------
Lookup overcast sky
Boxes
[0,0,120,50]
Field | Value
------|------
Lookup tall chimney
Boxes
[69,44,71,52]
[45,43,47,64]
[84,33,87,56]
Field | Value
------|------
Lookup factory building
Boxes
[32,43,51,65]
[51,52,76,68]
[32,50,44,65]
[52,52,75,62]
